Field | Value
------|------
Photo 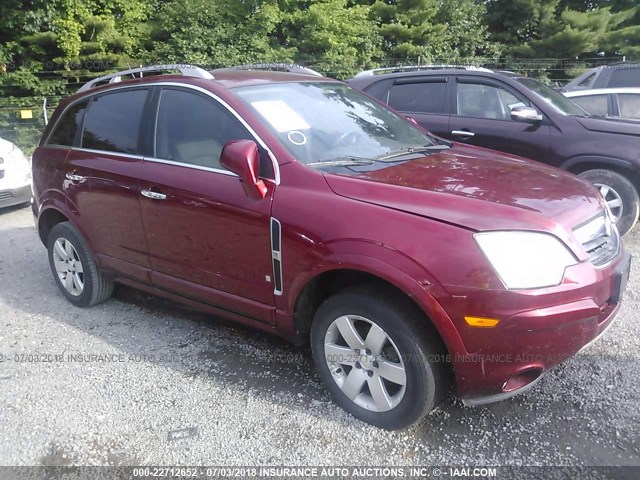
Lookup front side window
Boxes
[234,82,437,167]
[154,89,269,174]
[570,95,608,117]
[387,81,447,114]
[517,77,588,116]
[82,89,148,154]
[609,68,640,88]
[47,100,89,147]
[617,94,640,119]
[456,82,529,120]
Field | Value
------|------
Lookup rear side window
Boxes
[571,95,608,117]
[388,81,447,114]
[617,94,640,119]
[82,89,148,154]
[609,68,640,88]
[47,100,88,147]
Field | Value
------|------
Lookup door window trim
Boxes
[42,82,281,185]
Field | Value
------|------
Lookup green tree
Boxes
[282,0,382,77]
[368,0,447,60]
[143,0,290,66]
[433,0,502,60]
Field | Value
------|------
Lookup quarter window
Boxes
[617,94,640,119]
[154,89,273,177]
[570,95,608,117]
[82,89,148,154]
[457,83,529,120]
[47,100,89,147]
[387,81,447,114]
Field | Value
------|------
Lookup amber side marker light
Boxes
[464,316,500,328]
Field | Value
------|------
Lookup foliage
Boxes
[0,0,637,95]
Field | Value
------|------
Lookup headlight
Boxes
[474,231,578,289]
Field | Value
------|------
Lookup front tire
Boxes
[578,169,639,236]
[310,285,449,430]
[47,222,113,307]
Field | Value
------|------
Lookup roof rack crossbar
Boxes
[78,64,214,92]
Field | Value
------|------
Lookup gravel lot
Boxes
[0,204,638,467]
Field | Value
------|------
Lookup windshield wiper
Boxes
[307,156,374,167]
[377,144,451,161]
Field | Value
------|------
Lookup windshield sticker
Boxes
[287,131,307,145]
[251,100,310,132]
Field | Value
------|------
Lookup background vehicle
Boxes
[562,63,640,92]
[32,65,627,429]
[0,137,31,209]
[563,88,640,120]
[348,67,640,235]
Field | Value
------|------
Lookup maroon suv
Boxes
[32,65,630,429]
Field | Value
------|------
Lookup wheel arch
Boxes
[561,155,640,190]
[290,263,466,360]
[37,207,70,246]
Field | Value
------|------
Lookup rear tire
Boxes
[310,284,449,430]
[578,169,639,236]
[47,222,113,307]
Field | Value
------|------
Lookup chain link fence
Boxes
[0,56,632,156]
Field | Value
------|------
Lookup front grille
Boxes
[573,212,620,267]
[0,191,13,200]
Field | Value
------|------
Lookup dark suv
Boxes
[348,68,640,235]
[33,65,629,429]
[562,63,640,92]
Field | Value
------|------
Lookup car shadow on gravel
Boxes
[1,220,639,465]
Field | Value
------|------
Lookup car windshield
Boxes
[517,77,590,117]
[233,82,439,167]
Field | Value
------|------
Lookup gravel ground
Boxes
[0,204,638,467]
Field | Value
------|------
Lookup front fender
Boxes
[285,240,468,359]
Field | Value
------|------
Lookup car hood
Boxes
[323,144,604,241]
[575,116,640,136]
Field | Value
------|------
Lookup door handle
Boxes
[141,189,167,200]
[65,173,86,182]
[451,130,475,138]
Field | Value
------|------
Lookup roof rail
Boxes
[221,63,323,77]
[354,65,492,78]
[77,64,214,92]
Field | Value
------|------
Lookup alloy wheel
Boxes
[324,314,407,412]
[594,182,623,223]
[52,237,85,296]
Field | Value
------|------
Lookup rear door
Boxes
[449,77,551,161]
[384,76,451,137]
[65,87,151,279]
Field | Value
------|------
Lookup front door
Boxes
[449,77,551,162]
[138,87,276,323]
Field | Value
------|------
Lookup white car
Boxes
[563,88,640,121]
[0,137,31,208]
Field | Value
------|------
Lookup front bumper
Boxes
[0,184,31,208]
[443,250,631,403]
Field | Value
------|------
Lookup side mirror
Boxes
[220,140,268,199]
[510,106,543,123]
